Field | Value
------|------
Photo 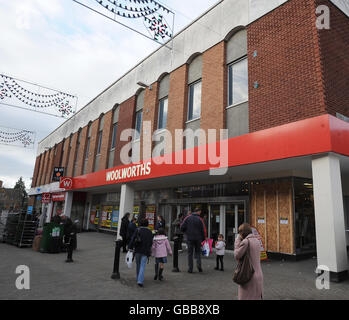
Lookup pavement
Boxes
[0,232,349,300]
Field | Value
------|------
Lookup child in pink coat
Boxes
[151,228,173,281]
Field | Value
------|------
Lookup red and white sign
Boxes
[60,177,73,190]
[52,192,65,202]
[42,193,51,204]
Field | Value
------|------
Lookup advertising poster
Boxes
[111,206,120,230]
[94,205,101,225]
[145,205,156,231]
[105,206,113,228]
[251,226,268,261]
[133,206,139,223]
[101,207,108,227]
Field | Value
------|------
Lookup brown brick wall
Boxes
[114,96,136,166]
[201,42,226,142]
[141,83,159,161]
[31,155,41,187]
[66,132,78,177]
[61,136,71,172]
[99,110,113,171]
[167,65,188,151]
[39,151,48,186]
[317,0,349,118]
[37,153,45,186]
[53,142,63,168]
[86,118,100,174]
[45,148,55,184]
[75,126,88,177]
[248,0,326,132]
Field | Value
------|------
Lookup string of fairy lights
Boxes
[0,126,35,148]
[73,0,174,45]
[0,73,77,148]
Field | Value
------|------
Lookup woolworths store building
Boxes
[29,0,349,281]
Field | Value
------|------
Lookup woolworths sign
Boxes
[106,162,151,183]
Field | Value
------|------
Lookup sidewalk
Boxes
[0,232,348,300]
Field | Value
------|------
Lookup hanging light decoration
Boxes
[0,74,77,118]
[0,126,35,149]
[73,0,174,46]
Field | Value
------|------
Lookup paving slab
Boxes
[0,232,348,300]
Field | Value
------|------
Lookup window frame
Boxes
[157,96,168,131]
[134,109,143,141]
[227,56,248,109]
[187,79,202,122]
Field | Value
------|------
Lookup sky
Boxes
[0,0,218,189]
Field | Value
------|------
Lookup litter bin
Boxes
[40,222,64,253]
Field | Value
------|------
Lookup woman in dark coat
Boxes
[120,213,130,252]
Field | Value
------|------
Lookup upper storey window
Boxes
[134,90,144,141]
[226,29,248,107]
[187,54,202,122]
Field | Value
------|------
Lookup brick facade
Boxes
[114,96,136,166]
[201,42,227,142]
[248,0,326,132]
[141,82,159,161]
[317,0,349,118]
[167,65,188,152]
[98,110,113,171]
[32,0,349,187]
[75,127,88,177]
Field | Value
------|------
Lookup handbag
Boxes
[233,239,255,285]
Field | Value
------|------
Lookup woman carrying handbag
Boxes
[234,223,264,300]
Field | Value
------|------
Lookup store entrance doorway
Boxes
[225,203,246,250]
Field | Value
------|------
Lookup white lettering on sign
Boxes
[106,162,151,182]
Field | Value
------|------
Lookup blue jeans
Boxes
[135,253,148,284]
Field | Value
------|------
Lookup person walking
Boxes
[234,223,264,300]
[180,208,206,273]
[129,218,153,288]
[120,212,130,253]
[214,234,225,271]
[151,228,173,281]
[172,213,184,251]
[155,215,165,232]
[63,218,77,263]
[127,217,137,248]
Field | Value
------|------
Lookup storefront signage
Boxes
[27,206,33,215]
[52,167,64,182]
[106,162,151,183]
[42,193,51,204]
[59,177,73,190]
[52,193,65,202]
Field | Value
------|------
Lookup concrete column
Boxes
[84,193,92,231]
[312,154,348,282]
[117,184,134,240]
[64,192,73,218]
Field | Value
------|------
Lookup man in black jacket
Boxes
[180,208,206,273]
[120,212,130,252]
[129,218,153,287]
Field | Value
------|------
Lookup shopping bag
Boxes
[201,240,210,257]
[207,239,213,253]
[125,251,134,269]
